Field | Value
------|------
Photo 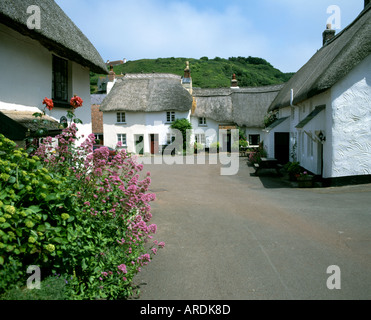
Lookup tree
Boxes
[170,118,192,151]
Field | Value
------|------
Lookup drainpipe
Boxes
[290,89,295,107]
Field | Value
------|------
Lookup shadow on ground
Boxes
[246,162,294,189]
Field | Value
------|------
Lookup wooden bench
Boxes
[253,158,282,176]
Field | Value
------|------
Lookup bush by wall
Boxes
[0,100,164,300]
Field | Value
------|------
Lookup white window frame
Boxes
[116,112,126,124]
[198,117,207,126]
[166,111,175,123]
[117,133,127,146]
[195,133,206,145]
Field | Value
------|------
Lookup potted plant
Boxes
[284,162,301,181]
[297,171,314,188]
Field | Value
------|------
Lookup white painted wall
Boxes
[264,117,290,159]
[190,116,219,148]
[293,91,331,176]
[330,54,371,178]
[0,23,92,144]
[267,90,331,176]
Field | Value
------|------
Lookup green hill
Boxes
[90,56,294,93]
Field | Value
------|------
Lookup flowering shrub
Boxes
[38,125,163,299]
[0,134,78,294]
[0,98,163,299]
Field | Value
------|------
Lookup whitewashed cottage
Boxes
[0,0,107,145]
[266,1,371,185]
[99,73,193,154]
[191,81,283,152]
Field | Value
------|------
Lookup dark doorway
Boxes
[274,132,290,164]
[135,135,144,155]
[150,134,159,155]
[223,131,232,153]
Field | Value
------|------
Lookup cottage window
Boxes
[166,111,175,123]
[166,133,176,145]
[195,133,206,144]
[198,117,207,126]
[117,112,126,123]
[249,134,260,146]
[52,55,68,103]
[117,133,127,146]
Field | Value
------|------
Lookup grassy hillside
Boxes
[90,56,294,93]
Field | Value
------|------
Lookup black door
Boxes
[274,132,290,164]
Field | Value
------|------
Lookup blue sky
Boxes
[55,0,364,73]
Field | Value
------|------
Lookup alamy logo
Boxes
[26,5,41,30]
[327,5,341,30]
[27,265,41,290]
[326,265,341,290]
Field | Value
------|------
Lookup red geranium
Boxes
[42,97,54,111]
[70,95,83,109]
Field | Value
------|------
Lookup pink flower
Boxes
[118,264,127,274]
[151,248,158,255]
[158,242,165,248]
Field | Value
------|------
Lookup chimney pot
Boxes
[322,25,336,46]
[231,74,239,88]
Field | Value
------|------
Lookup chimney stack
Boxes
[322,24,335,46]
[108,65,115,82]
[231,74,239,89]
[181,61,192,94]
[365,0,371,8]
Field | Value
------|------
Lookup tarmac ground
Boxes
[133,155,371,300]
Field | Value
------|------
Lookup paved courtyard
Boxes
[134,156,371,300]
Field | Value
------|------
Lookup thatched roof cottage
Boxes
[0,0,107,145]
[266,1,371,185]
[99,73,194,154]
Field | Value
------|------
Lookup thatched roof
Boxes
[0,0,107,74]
[100,74,194,113]
[0,110,62,141]
[192,88,233,123]
[269,4,371,111]
[193,84,284,127]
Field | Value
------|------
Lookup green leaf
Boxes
[2,222,11,229]
[73,118,83,124]
[82,259,88,270]
[0,256,4,265]
[37,225,46,233]
[26,205,42,214]
[8,176,16,184]
[30,230,38,239]
[46,193,57,202]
